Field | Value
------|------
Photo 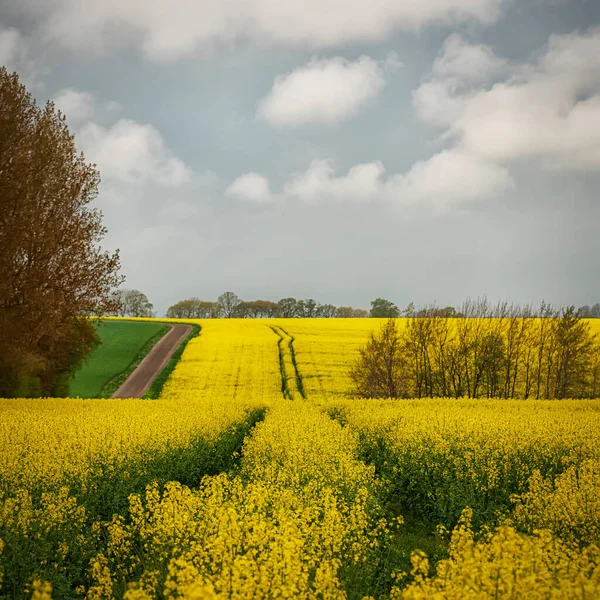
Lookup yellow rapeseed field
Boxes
[1,317,599,599]
[274,319,384,398]
[326,398,600,526]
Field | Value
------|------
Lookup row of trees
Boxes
[0,68,122,398]
[158,294,600,320]
[372,298,600,319]
[166,293,368,319]
[579,304,600,318]
[351,300,600,400]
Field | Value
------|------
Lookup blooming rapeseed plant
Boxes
[513,459,600,546]
[327,397,600,528]
[95,402,393,598]
[392,509,600,599]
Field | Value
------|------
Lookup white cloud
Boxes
[282,159,386,203]
[390,149,512,212]
[77,119,191,186]
[258,55,391,127]
[19,0,506,61]
[52,88,95,124]
[414,27,600,170]
[227,152,512,211]
[230,28,600,214]
[384,52,403,70]
[432,33,507,83]
[226,173,273,203]
[412,80,465,128]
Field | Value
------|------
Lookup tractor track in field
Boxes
[269,325,305,400]
[111,324,192,398]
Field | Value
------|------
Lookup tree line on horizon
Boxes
[162,294,600,321]
[109,289,600,321]
[165,293,369,319]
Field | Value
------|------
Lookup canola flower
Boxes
[30,580,53,600]
[328,397,600,528]
[0,320,283,496]
[87,402,393,599]
[159,319,283,403]
[513,459,600,546]
[0,395,258,496]
[392,509,600,600]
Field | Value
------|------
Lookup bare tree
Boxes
[277,297,299,318]
[350,319,410,398]
[166,299,192,318]
[350,298,600,400]
[318,304,337,318]
[218,291,242,318]
[336,307,355,318]
[552,306,598,398]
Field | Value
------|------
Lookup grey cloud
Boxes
[228,27,600,213]
[16,0,507,60]
[0,26,21,66]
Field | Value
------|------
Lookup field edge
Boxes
[143,322,202,399]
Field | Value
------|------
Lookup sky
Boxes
[1,0,599,316]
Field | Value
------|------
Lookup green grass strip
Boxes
[71,320,169,398]
[98,323,170,398]
[143,323,201,399]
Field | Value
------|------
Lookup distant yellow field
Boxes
[100,316,600,402]
[161,319,282,403]
[589,317,600,337]
[270,318,383,398]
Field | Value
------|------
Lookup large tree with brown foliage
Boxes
[0,68,122,397]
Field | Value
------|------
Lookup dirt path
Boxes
[111,324,192,398]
